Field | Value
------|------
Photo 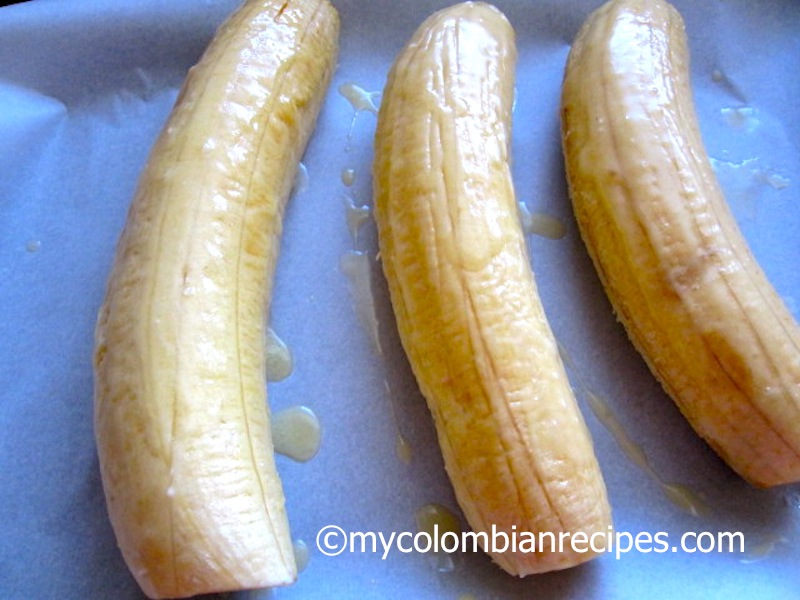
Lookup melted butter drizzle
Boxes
[558,343,709,518]
[340,251,381,354]
[339,82,380,115]
[271,405,321,463]
[338,83,378,345]
[340,254,412,464]
[339,82,381,151]
[338,82,412,464]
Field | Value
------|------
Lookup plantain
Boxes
[561,0,800,487]
[92,0,338,597]
[373,2,611,575]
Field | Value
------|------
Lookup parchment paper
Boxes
[1,0,798,598]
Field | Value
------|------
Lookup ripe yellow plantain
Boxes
[561,0,800,487]
[373,2,611,575]
[93,0,338,597]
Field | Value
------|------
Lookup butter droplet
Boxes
[518,203,566,239]
[272,406,321,462]
[265,328,293,382]
[585,391,650,473]
[25,240,41,253]
[721,106,760,133]
[560,343,710,518]
[435,553,455,573]
[293,539,310,572]
[395,434,412,465]
[763,171,790,190]
[740,534,786,564]
[293,162,309,196]
[416,503,462,540]
[339,82,380,114]
[416,503,462,572]
[660,482,709,518]
[344,195,371,242]
[783,491,800,510]
[341,168,356,187]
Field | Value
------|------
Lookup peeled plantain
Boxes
[561,0,800,487]
[373,2,612,575]
[93,0,338,597]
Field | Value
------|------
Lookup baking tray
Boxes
[1,0,798,597]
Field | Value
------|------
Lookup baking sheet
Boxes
[1,0,798,598]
